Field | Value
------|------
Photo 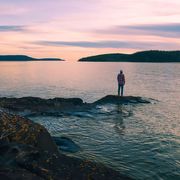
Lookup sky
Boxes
[0,0,180,61]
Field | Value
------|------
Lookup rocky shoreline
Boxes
[0,95,152,179]
[0,111,132,180]
[0,95,151,117]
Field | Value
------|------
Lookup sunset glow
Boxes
[0,0,180,61]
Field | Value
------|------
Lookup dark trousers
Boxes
[118,84,124,96]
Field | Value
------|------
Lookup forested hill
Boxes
[0,55,63,61]
[78,50,180,62]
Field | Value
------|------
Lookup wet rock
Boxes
[93,95,151,105]
[53,136,81,153]
[0,95,152,117]
[0,97,83,113]
[0,140,57,179]
[0,168,43,180]
[0,112,59,154]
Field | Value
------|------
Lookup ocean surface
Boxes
[0,61,180,179]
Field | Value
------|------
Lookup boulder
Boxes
[0,112,59,154]
[53,136,81,153]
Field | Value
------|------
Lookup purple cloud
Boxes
[0,25,26,32]
[94,23,180,38]
[35,40,179,50]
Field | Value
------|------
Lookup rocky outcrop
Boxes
[0,95,152,117]
[0,112,59,154]
[0,112,132,180]
[0,97,83,111]
[0,97,85,117]
[93,95,151,105]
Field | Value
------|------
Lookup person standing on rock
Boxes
[117,70,125,96]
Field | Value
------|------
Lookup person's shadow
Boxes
[113,104,133,135]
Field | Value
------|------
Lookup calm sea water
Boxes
[0,61,180,179]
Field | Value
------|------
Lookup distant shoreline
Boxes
[78,50,180,62]
[79,60,180,63]
[0,55,64,61]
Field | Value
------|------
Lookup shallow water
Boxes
[0,61,180,179]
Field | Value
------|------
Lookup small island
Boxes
[78,50,180,62]
[0,55,64,61]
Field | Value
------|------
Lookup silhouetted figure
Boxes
[117,70,125,96]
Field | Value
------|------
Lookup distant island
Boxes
[0,55,63,61]
[78,50,180,62]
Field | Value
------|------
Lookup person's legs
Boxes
[118,84,120,96]
[121,85,124,96]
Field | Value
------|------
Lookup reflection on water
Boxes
[114,104,134,135]
[0,61,180,179]
[114,105,126,135]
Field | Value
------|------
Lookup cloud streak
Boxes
[35,40,179,50]
[126,23,180,32]
[94,23,180,38]
[0,25,26,32]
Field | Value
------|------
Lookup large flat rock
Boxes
[93,95,151,105]
[0,95,153,117]
[0,97,83,111]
